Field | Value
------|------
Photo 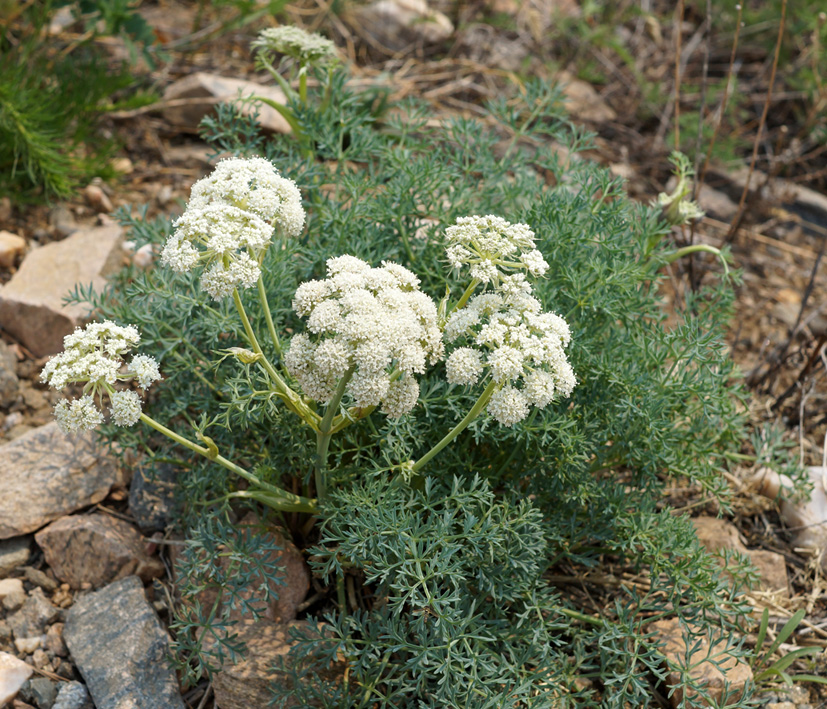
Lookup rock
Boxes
[691,516,747,553]
[45,623,67,658]
[0,231,25,269]
[349,0,453,52]
[23,567,58,593]
[515,0,581,40]
[652,618,753,707]
[7,588,59,639]
[697,184,738,222]
[13,637,40,654]
[109,157,133,175]
[747,549,789,597]
[162,73,291,134]
[128,463,178,533]
[767,703,795,709]
[0,578,24,600]
[0,537,29,578]
[48,206,77,238]
[0,423,125,539]
[64,576,184,709]
[2,590,25,612]
[453,24,528,72]
[19,677,57,709]
[753,467,827,569]
[83,185,113,214]
[0,196,12,222]
[224,513,310,624]
[132,243,156,269]
[0,340,20,408]
[31,649,50,671]
[0,225,124,357]
[0,651,33,706]
[35,514,164,590]
[212,620,344,709]
[557,71,617,123]
[52,681,93,709]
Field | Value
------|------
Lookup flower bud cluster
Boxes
[252,26,337,66]
[161,157,305,300]
[41,322,161,434]
[445,215,549,285]
[444,275,575,427]
[285,256,444,418]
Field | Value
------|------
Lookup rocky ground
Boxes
[1,0,827,707]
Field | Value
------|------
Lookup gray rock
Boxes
[0,537,30,578]
[53,681,93,709]
[348,0,453,52]
[128,463,178,533]
[0,340,19,408]
[48,207,78,237]
[23,567,58,593]
[64,576,184,709]
[0,225,124,357]
[0,423,125,539]
[7,588,59,640]
[162,73,291,135]
[20,677,58,709]
[35,514,164,590]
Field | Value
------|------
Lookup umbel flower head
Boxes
[252,26,337,66]
[41,321,161,434]
[284,256,444,418]
[444,279,576,427]
[160,157,305,300]
[656,150,705,226]
[445,215,549,286]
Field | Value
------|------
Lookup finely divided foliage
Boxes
[67,60,760,707]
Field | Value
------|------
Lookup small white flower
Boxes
[470,259,499,284]
[110,390,143,427]
[381,377,419,418]
[160,236,200,273]
[488,385,529,427]
[488,345,524,382]
[520,249,549,277]
[523,370,556,408]
[54,396,104,434]
[129,355,162,389]
[445,347,484,386]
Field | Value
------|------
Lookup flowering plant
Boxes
[65,68,759,706]
[45,157,576,512]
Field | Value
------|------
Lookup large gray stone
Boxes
[35,513,164,590]
[64,576,184,709]
[162,73,291,134]
[0,225,124,357]
[128,463,178,533]
[0,423,125,539]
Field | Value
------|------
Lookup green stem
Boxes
[556,606,604,627]
[411,378,498,474]
[139,413,317,513]
[298,64,308,104]
[256,277,282,357]
[232,288,321,431]
[315,368,355,500]
[451,279,481,315]
[661,244,730,276]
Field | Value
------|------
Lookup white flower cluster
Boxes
[444,215,549,285]
[41,321,161,434]
[285,256,443,418]
[252,26,337,65]
[161,157,305,300]
[444,277,575,427]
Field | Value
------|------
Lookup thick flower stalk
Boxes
[445,215,549,291]
[285,255,444,419]
[160,157,305,300]
[444,278,576,427]
[41,321,161,434]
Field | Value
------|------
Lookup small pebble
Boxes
[0,578,24,600]
[52,680,91,709]
[132,243,155,269]
[31,648,51,670]
[14,636,41,654]
[45,623,67,657]
[110,156,133,174]
[23,568,57,593]
[3,589,26,611]
[83,184,113,214]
